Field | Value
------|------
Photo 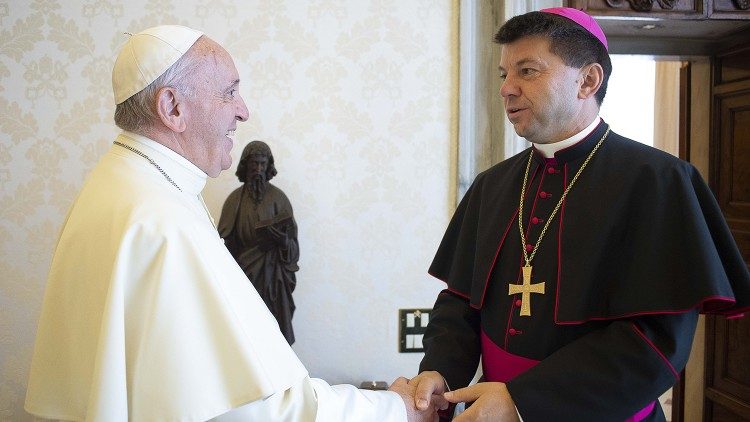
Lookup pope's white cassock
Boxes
[25,132,407,421]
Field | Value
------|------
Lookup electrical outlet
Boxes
[399,308,431,353]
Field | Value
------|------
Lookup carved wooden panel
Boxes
[705,44,750,422]
[711,0,750,19]
[568,0,750,18]
[713,402,750,421]
[705,316,750,420]
[714,89,750,265]
[717,52,750,84]
[567,0,706,18]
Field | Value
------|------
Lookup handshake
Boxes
[387,371,520,422]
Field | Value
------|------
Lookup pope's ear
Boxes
[155,86,187,132]
[578,63,604,100]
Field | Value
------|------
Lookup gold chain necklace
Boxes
[114,141,182,191]
[509,128,610,316]
[113,141,218,229]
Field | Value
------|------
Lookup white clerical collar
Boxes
[116,131,207,196]
[533,116,601,158]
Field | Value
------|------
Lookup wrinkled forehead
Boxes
[189,38,239,83]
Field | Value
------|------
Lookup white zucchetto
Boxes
[112,25,203,104]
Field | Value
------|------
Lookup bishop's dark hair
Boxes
[236,140,277,183]
[494,11,612,106]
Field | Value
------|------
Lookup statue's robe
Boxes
[219,182,299,345]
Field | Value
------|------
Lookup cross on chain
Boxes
[508,265,545,317]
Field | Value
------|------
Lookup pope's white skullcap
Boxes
[112,25,203,104]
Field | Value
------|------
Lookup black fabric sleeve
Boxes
[506,311,698,422]
[419,289,482,390]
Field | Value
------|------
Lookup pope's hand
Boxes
[389,376,447,422]
[409,371,448,411]
[444,382,520,422]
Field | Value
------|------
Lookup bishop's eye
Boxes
[520,68,538,77]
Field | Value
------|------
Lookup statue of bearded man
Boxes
[219,141,300,345]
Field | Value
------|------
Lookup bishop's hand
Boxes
[444,382,520,422]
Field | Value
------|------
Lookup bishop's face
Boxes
[498,36,586,144]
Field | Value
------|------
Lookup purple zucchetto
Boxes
[540,7,608,51]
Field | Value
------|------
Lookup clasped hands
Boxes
[389,371,520,422]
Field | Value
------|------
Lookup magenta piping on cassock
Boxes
[478,207,520,309]
[631,323,680,380]
[552,296,745,325]
[554,162,569,321]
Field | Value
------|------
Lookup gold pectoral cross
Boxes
[508,265,545,317]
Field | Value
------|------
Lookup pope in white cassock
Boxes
[24,25,443,422]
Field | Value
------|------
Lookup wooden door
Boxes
[704,42,750,422]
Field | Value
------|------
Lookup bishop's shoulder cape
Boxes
[429,122,750,322]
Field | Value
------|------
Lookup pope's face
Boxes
[181,39,250,177]
[498,36,585,144]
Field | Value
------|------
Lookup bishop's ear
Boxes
[155,86,187,132]
[577,63,604,100]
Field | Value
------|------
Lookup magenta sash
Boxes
[480,330,657,421]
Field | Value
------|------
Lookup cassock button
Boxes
[531,217,540,225]
[508,328,518,335]
[547,167,556,174]
[525,244,534,252]
[515,299,523,307]
[539,191,549,199]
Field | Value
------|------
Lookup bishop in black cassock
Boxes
[420,120,749,421]
[415,7,750,422]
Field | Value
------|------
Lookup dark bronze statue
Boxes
[218,141,299,345]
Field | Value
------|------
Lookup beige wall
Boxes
[0,1,457,419]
